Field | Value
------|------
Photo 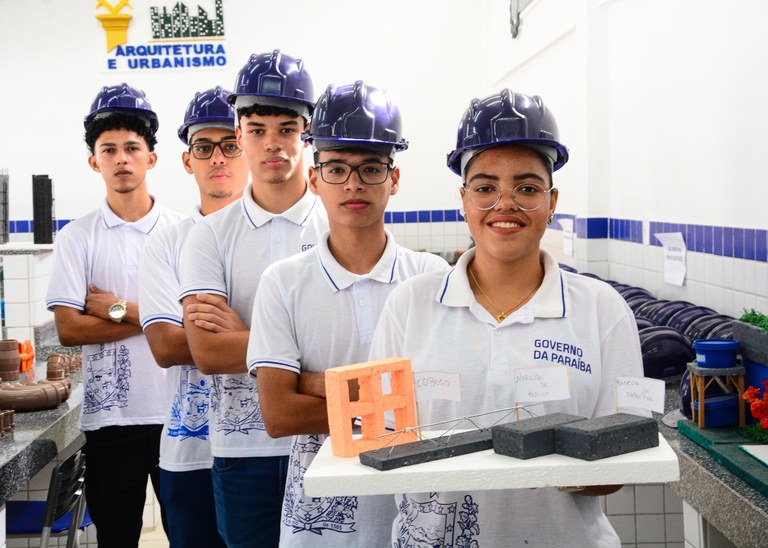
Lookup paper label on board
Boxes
[513,366,570,403]
[414,371,462,402]
[616,376,665,413]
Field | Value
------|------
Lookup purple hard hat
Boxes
[447,89,568,175]
[303,81,408,157]
[84,82,158,134]
[178,86,236,145]
[229,49,314,116]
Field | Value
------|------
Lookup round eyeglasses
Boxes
[315,161,393,185]
[465,181,555,211]
[189,140,242,160]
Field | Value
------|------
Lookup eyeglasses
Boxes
[189,140,242,160]
[315,161,393,185]
[465,181,555,211]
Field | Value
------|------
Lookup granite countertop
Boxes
[660,381,768,548]
[0,243,54,255]
[0,361,83,506]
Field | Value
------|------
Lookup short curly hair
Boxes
[236,103,301,124]
[85,113,158,154]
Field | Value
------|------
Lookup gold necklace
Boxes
[468,266,540,323]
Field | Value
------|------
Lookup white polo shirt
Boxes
[46,198,184,432]
[369,248,644,548]
[248,230,448,547]
[139,210,217,472]
[179,182,328,458]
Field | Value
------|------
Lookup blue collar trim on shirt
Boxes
[438,268,455,303]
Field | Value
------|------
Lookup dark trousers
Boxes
[211,455,289,548]
[159,467,225,548]
[84,424,168,548]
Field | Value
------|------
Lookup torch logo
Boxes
[96,0,134,53]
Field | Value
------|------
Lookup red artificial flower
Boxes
[743,385,761,403]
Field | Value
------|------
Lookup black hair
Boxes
[462,146,554,188]
[236,103,302,123]
[84,113,158,154]
[312,147,393,166]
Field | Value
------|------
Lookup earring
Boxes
[547,214,554,225]
[461,210,468,222]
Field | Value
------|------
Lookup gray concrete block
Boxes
[492,413,586,459]
[733,320,768,357]
[554,413,659,461]
[359,429,494,471]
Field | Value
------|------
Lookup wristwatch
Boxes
[108,299,128,323]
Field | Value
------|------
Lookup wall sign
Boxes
[96,0,229,72]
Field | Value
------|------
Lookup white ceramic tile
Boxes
[756,296,768,314]
[5,327,32,343]
[6,538,30,548]
[3,279,30,304]
[703,255,716,285]
[4,303,30,328]
[27,490,46,503]
[756,262,768,298]
[28,462,54,490]
[744,260,758,294]
[635,514,666,543]
[605,484,635,515]
[2,256,29,279]
[607,514,635,543]
[8,491,28,502]
[666,512,685,542]
[32,300,53,327]
[30,253,52,278]
[635,484,664,514]
[733,259,747,293]
[683,501,702,547]
[29,276,49,304]
[664,485,683,513]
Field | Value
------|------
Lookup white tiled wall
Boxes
[605,240,768,318]
[2,251,54,342]
[604,483,684,548]
[386,220,474,255]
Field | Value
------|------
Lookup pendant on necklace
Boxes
[497,312,507,323]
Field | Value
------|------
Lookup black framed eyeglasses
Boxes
[315,161,394,185]
[189,140,242,160]
[465,181,555,211]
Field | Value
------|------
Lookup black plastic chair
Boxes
[6,444,92,547]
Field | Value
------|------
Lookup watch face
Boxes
[109,303,126,319]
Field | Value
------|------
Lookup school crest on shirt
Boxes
[284,435,358,536]
[167,366,210,440]
[395,493,479,548]
[211,374,264,434]
[84,344,131,414]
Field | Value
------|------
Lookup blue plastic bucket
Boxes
[693,393,739,427]
[692,339,739,368]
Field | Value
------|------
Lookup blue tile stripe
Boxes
[9,213,766,263]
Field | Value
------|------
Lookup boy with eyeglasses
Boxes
[178,51,328,548]
[46,83,183,547]
[247,81,448,547]
[138,86,248,548]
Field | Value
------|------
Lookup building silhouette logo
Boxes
[97,0,228,72]
[150,0,225,40]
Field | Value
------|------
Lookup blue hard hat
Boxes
[229,49,314,114]
[447,89,568,175]
[84,82,159,134]
[177,86,236,145]
[303,81,408,157]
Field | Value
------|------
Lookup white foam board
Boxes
[740,444,768,466]
[305,433,680,497]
